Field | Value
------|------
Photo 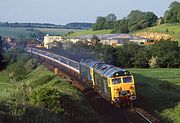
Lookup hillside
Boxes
[0,27,81,40]
[132,23,180,44]
[67,24,180,45]
[0,49,102,123]
[66,29,112,37]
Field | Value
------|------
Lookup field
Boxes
[0,27,81,40]
[66,29,112,37]
[128,68,180,123]
[36,28,82,36]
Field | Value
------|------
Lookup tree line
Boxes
[92,1,180,33]
[0,22,93,29]
[61,37,180,68]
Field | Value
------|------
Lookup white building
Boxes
[44,34,63,49]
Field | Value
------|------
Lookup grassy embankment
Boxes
[128,68,180,123]
[0,27,81,40]
[132,23,180,45]
[0,49,102,123]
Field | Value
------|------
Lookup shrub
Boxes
[29,87,64,114]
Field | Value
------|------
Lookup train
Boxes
[27,47,136,106]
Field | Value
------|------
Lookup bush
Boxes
[29,87,64,114]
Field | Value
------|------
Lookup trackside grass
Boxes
[0,58,103,123]
[128,68,180,123]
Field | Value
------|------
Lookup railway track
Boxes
[42,62,160,123]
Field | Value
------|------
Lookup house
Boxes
[44,34,63,49]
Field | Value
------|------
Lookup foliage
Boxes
[134,46,152,68]
[4,48,31,64]
[116,43,142,67]
[92,13,117,30]
[101,45,117,65]
[152,40,179,68]
[112,19,129,33]
[29,87,64,113]
[92,10,157,33]
[62,38,180,68]
[148,56,159,68]
[0,52,102,123]
[66,22,93,29]
[164,1,180,23]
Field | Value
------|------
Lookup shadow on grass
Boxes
[0,102,63,123]
[133,73,180,123]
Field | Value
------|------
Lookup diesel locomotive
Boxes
[27,47,136,105]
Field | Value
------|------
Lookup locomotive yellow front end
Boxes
[109,74,136,105]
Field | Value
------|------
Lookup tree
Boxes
[134,46,152,68]
[93,13,117,30]
[112,19,129,33]
[127,10,158,32]
[164,1,180,23]
[92,16,108,30]
[152,39,179,68]
[106,13,117,29]
[116,43,141,67]
[149,56,159,68]
[102,45,117,65]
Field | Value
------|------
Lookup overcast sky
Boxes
[0,0,179,24]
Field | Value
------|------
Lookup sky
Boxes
[0,0,179,24]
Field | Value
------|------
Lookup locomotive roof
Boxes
[80,59,131,78]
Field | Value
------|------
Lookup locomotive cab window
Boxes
[112,78,122,85]
[123,77,132,83]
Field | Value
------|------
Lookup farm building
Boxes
[44,34,63,49]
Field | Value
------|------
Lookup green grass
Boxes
[36,28,82,36]
[0,27,36,40]
[0,27,81,40]
[66,29,112,37]
[128,68,180,123]
[133,23,180,44]
[0,58,102,123]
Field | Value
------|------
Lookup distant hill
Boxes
[65,22,93,29]
[0,22,65,29]
[0,22,93,29]
[132,23,180,44]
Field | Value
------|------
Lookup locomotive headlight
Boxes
[130,85,135,89]
[122,87,125,90]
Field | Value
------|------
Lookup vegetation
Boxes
[63,39,180,68]
[164,1,180,23]
[0,22,93,29]
[0,48,102,123]
[128,68,180,123]
[65,22,93,29]
[92,10,158,33]
[0,27,81,40]
[132,23,180,44]
[66,29,111,37]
